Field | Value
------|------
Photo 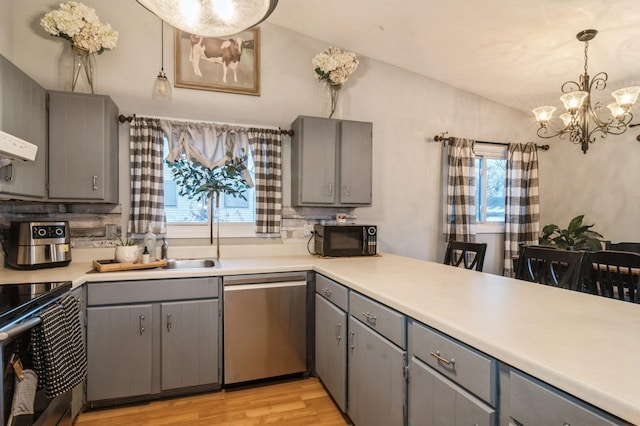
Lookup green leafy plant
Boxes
[117,236,136,246]
[540,214,604,251]
[167,152,250,255]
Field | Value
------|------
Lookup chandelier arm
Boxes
[536,124,566,140]
[561,80,582,94]
[589,72,608,92]
[587,101,613,128]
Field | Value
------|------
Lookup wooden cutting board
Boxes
[93,259,167,272]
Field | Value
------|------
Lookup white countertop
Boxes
[1,252,638,423]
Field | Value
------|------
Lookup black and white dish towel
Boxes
[31,294,87,398]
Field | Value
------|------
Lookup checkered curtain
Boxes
[446,138,477,242]
[248,128,282,234]
[128,117,167,234]
[503,142,540,277]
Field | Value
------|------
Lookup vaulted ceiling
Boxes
[269,0,640,116]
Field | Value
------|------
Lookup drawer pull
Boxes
[362,312,377,325]
[336,323,341,341]
[139,315,146,335]
[166,313,173,332]
[323,288,332,298]
[430,350,455,366]
[349,330,355,352]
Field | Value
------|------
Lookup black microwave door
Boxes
[326,229,365,256]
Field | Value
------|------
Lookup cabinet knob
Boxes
[323,288,332,298]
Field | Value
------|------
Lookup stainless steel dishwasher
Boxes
[223,272,308,384]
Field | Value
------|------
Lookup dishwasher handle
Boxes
[223,272,308,286]
[223,281,307,292]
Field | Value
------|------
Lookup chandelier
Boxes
[137,0,279,37]
[532,29,640,154]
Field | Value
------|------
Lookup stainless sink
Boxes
[163,258,219,269]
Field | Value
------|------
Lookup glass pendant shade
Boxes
[611,86,640,107]
[607,102,626,119]
[136,0,279,37]
[560,112,572,127]
[560,91,588,110]
[153,70,172,100]
[532,106,556,123]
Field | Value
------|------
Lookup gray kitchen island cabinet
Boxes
[291,115,372,207]
[315,275,349,412]
[0,55,47,200]
[47,91,119,203]
[347,291,406,426]
[86,277,221,405]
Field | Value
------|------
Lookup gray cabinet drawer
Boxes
[409,320,497,406]
[88,277,220,305]
[509,370,624,426]
[316,274,348,311]
[349,291,405,348]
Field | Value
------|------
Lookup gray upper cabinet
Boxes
[0,55,47,199]
[47,91,119,203]
[291,115,372,207]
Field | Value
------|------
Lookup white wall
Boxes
[2,0,534,269]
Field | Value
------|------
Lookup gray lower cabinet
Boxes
[504,368,627,426]
[47,91,119,203]
[86,277,221,404]
[71,286,87,420]
[347,291,406,426]
[291,115,372,207]
[315,294,347,412]
[0,54,47,199]
[87,304,153,401]
[408,320,498,426]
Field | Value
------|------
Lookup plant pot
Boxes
[115,246,139,263]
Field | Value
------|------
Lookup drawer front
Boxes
[88,277,220,305]
[509,370,623,426]
[316,274,348,311]
[409,320,497,406]
[349,291,405,348]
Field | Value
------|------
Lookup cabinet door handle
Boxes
[4,163,14,182]
[166,313,172,332]
[323,288,332,298]
[327,183,333,196]
[362,312,377,325]
[430,350,455,366]
[139,315,146,335]
[92,175,98,190]
[348,330,355,352]
[336,323,341,341]
[343,185,350,197]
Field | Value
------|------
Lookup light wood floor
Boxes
[75,377,351,425]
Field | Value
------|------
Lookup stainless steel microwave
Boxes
[314,224,377,257]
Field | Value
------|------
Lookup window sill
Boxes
[477,222,505,234]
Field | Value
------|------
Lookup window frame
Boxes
[474,143,507,234]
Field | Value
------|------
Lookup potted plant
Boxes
[168,152,250,258]
[115,236,139,263]
[539,214,604,251]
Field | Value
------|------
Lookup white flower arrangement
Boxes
[312,46,359,87]
[40,1,118,54]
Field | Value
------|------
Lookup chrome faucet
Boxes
[161,237,169,260]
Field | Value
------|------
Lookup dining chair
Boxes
[515,246,587,291]
[443,241,488,272]
[587,250,640,303]
[604,241,640,254]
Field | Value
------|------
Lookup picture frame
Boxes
[174,28,260,96]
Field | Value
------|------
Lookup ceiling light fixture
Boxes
[137,0,279,38]
[152,21,172,101]
[532,29,639,154]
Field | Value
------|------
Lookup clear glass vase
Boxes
[326,84,342,118]
[61,45,96,94]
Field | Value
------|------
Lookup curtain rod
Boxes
[118,113,294,137]
[433,134,550,151]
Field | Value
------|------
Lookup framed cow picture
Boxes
[174,28,260,96]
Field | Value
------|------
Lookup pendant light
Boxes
[137,0,278,38]
[152,21,172,101]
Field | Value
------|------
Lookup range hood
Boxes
[0,129,38,162]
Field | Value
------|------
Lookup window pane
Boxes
[485,158,505,222]
[475,158,483,222]
[162,137,256,225]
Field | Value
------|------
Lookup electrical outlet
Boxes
[105,224,118,240]
[303,223,314,236]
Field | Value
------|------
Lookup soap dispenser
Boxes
[144,225,156,261]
